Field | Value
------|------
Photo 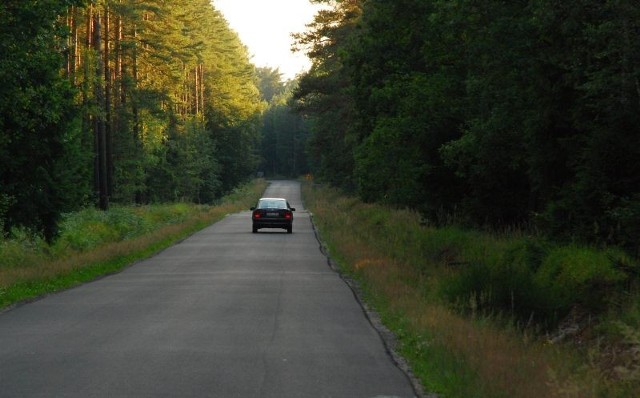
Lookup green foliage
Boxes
[54,204,195,252]
[106,0,262,201]
[1,0,265,239]
[256,67,287,103]
[257,71,310,178]
[304,182,640,396]
[292,0,362,190]
[0,194,11,233]
[0,228,49,270]
[306,182,640,329]
[348,1,465,213]
[0,179,267,309]
[296,0,640,250]
[145,117,222,203]
[0,0,89,241]
[440,237,639,326]
[534,246,629,312]
[56,208,141,251]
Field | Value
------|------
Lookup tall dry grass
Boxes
[303,182,638,397]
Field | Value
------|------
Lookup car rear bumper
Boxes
[253,220,292,229]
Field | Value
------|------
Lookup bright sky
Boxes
[212,0,323,80]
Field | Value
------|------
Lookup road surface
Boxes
[0,181,417,397]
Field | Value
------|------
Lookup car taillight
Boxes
[253,211,261,219]
[284,211,292,220]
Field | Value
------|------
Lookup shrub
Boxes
[55,208,118,251]
[439,238,544,320]
[0,228,48,269]
[440,237,638,326]
[534,246,629,314]
[54,205,195,252]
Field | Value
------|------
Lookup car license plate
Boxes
[267,212,279,217]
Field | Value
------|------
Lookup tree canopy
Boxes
[1,0,263,240]
[294,0,640,251]
[256,67,310,178]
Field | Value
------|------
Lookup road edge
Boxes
[308,211,436,398]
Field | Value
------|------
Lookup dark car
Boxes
[251,197,296,233]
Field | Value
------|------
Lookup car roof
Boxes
[259,197,287,202]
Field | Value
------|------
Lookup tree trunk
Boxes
[93,9,109,210]
[200,64,205,116]
[104,4,114,197]
[83,4,94,181]
[194,65,199,115]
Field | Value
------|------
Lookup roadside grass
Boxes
[302,182,640,398]
[0,179,267,310]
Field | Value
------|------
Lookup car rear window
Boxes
[258,200,286,209]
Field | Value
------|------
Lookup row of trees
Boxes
[256,67,309,178]
[1,0,264,240]
[294,0,640,251]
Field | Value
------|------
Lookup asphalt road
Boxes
[0,180,417,398]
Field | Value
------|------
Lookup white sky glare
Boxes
[212,0,323,80]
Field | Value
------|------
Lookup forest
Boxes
[256,67,309,178]
[2,0,639,253]
[294,0,640,253]
[2,1,639,394]
[0,0,282,241]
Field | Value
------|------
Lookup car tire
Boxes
[252,226,258,233]
[287,226,292,234]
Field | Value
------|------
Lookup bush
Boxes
[55,208,121,251]
[0,228,48,269]
[440,236,638,327]
[440,238,543,320]
[534,246,629,313]
[54,205,199,252]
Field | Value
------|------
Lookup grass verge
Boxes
[0,179,267,310]
[303,182,640,398]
